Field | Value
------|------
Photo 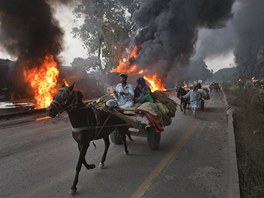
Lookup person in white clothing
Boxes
[106,73,134,109]
[182,84,201,117]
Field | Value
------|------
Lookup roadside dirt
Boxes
[225,90,264,198]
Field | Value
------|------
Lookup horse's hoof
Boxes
[87,164,96,169]
[124,151,129,155]
[69,188,77,196]
[99,162,104,169]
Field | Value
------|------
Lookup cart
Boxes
[108,108,164,150]
[92,90,177,150]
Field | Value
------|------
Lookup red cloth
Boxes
[141,111,163,132]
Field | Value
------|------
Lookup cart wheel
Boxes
[201,100,205,110]
[147,127,161,150]
[110,129,123,145]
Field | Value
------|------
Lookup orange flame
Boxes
[144,74,165,91]
[23,55,59,109]
[138,70,144,74]
[112,46,166,91]
[64,80,69,87]
[112,47,139,73]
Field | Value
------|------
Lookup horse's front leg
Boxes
[78,144,96,170]
[99,136,110,169]
[121,130,129,155]
[70,143,89,195]
[180,99,183,112]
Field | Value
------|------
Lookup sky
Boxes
[0,2,235,72]
[54,5,87,66]
[205,52,235,72]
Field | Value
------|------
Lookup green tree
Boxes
[72,0,139,73]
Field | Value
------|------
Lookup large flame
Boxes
[112,47,139,73]
[112,47,165,91]
[23,55,59,108]
[144,75,165,91]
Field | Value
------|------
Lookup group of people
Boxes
[106,73,154,109]
[106,73,203,117]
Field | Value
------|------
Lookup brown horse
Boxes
[46,83,130,195]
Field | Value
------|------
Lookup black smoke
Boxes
[0,0,75,66]
[133,0,235,81]
[233,0,264,78]
[0,0,76,98]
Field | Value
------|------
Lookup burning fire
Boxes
[112,47,139,73]
[144,75,165,91]
[23,55,59,108]
[112,47,165,91]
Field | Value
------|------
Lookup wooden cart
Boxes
[108,108,162,150]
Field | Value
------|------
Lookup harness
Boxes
[51,93,129,136]
[51,88,75,113]
[71,123,130,133]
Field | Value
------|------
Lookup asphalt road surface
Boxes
[0,92,234,198]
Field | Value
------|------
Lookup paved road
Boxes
[0,92,234,198]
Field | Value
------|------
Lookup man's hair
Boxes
[119,73,128,79]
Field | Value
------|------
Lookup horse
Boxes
[214,83,221,92]
[209,82,220,92]
[46,83,130,195]
[176,86,190,114]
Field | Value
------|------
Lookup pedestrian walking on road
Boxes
[181,84,201,117]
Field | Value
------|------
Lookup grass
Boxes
[223,82,264,198]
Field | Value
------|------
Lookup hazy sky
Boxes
[205,51,235,72]
[54,5,87,66]
[0,3,235,72]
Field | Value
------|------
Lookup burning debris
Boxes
[0,0,75,108]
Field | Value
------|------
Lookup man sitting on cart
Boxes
[106,73,135,109]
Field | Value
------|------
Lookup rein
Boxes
[51,92,76,113]
[71,123,130,133]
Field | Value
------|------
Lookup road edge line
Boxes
[222,90,241,198]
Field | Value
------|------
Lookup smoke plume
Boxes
[133,0,235,81]
[233,0,264,78]
[0,0,75,97]
[0,0,75,66]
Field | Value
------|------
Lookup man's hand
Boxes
[120,91,126,96]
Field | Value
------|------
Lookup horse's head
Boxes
[46,83,76,118]
[176,86,184,97]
